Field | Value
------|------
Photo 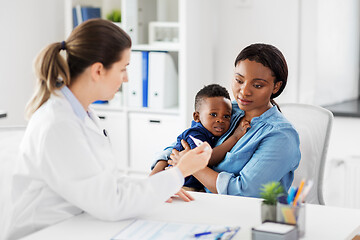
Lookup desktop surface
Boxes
[20,192,360,240]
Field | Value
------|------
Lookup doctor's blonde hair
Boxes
[26,19,132,119]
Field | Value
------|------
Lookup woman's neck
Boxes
[68,79,96,111]
[243,102,273,122]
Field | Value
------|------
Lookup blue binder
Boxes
[72,6,101,28]
[72,8,78,28]
[81,7,101,21]
[142,51,149,107]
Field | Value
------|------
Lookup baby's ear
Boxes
[193,111,200,122]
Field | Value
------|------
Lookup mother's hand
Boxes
[168,139,190,166]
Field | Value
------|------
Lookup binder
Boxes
[81,7,101,21]
[126,51,143,108]
[72,5,101,28]
[72,7,78,28]
[142,51,149,107]
[148,52,178,109]
[121,0,138,44]
[72,5,82,28]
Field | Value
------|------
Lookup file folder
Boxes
[81,7,101,21]
[142,51,149,107]
[72,7,78,28]
[72,6,101,28]
[148,52,178,109]
[121,0,138,44]
[127,51,143,108]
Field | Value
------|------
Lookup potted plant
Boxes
[106,9,121,28]
[260,181,284,222]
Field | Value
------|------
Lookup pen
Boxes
[219,227,241,240]
[287,187,296,205]
[301,180,313,203]
[193,227,238,238]
[215,231,225,240]
[293,179,305,206]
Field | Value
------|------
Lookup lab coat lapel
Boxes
[84,110,104,137]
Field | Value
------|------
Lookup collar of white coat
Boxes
[60,86,104,137]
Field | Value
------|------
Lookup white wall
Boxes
[213,0,301,104]
[299,0,360,105]
[0,0,65,126]
[0,0,359,125]
[213,0,359,106]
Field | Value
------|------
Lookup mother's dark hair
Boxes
[234,43,288,100]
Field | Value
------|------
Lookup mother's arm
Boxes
[215,129,301,197]
[192,168,219,193]
[174,128,300,197]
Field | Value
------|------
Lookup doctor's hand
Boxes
[176,141,212,178]
[168,139,190,166]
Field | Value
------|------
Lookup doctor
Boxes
[4,19,212,240]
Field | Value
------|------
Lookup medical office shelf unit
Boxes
[64,0,215,176]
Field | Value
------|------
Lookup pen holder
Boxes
[261,202,277,223]
[276,202,306,238]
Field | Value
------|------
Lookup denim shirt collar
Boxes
[217,102,278,146]
[250,105,278,124]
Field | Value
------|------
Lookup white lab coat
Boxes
[4,91,183,240]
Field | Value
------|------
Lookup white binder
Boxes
[126,51,143,108]
[121,0,138,44]
[148,52,178,109]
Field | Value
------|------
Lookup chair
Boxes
[279,103,333,205]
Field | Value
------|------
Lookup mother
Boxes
[158,43,301,197]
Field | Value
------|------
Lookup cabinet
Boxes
[323,117,360,209]
[66,0,214,175]
[128,112,182,173]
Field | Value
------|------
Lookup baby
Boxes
[150,84,250,191]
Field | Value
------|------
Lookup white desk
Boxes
[21,192,360,240]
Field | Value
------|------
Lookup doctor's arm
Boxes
[40,121,211,221]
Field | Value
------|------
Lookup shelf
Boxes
[126,107,180,115]
[91,104,180,115]
[0,110,7,119]
[323,98,360,118]
[132,44,179,52]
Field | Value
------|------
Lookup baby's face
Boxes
[195,97,232,137]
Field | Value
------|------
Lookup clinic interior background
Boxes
[0,0,359,208]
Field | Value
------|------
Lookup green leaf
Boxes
[259,181,284,205]
[106,9,121,22]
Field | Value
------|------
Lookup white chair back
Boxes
[280,103,333,205]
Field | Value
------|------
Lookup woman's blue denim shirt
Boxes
[152,101,301,198]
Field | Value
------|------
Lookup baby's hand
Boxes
[234,120,251,139]
[241,120,251,132]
